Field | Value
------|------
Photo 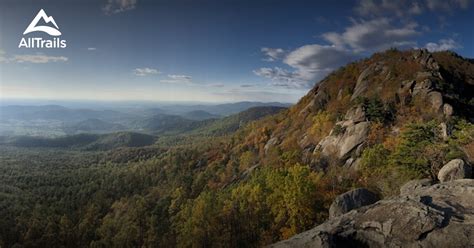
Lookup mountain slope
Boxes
[135,106,287,135]
[171,48,474,245]
[182,110,220,121]
[191,106,287,136]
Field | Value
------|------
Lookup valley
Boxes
[0,49,473,247]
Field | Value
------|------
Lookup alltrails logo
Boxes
[19,9,67,49]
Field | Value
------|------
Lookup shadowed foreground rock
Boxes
[329,188,379,218]
[271,179,474,248]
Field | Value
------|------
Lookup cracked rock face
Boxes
[317,121,370,159]
[271,179,474,248]
[438,159,472,182]
[329,188,379,218]
[351,63,385,101]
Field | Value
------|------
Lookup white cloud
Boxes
[355,0,470,17]
[261,47,286,61]
[322,18,419,52]
[0,50,6,63]
[160,74,192,84]
[103,0,137,15]
[254,45,355,89]
[355,0,424,17]
[253,67,312,89]
[133,67,160,76]
[10,54,68,63]
[425,39,461,52]
[426,0,471,11]
[284,44,353,80]
[214,88,301,103]
[252,0,468,89]
[87,47,97,51]
[168,74,191,80]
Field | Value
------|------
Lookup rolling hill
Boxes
[3,132,156,150]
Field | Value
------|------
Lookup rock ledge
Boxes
[271,179,474,248]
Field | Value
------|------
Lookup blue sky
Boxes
[0,0,473,103]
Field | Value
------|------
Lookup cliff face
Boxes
[263,49,474,246]
[156,49,473,246]
[259,49,474,170]
[271,179,474,248]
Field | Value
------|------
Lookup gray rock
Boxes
[415,71,433,79]
[344,157,354,167]
[400,179,434,195]
[397,80,415,105]
[412,79,433,96]
[264,137,279,154]
[338,122,370,158]
[351,64,383,101]
[428,91,443,112]
[439,122,450,141]
[438,159,472,182]
[337,89,343,100]
[271,179,474,248]
[344,106,366,123]
[317,121,370,159]
[299,88,329,115]
[329,188,379,218]
[443,103,453,118]
[415,49,440,71]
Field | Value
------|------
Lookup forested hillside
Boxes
[1,49,473,247]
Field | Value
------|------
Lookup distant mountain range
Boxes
[0,104,288,149]
[135,106,287,135]
[0,101,290,137]
[182,110,220,121]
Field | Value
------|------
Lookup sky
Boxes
[0,0,473,103]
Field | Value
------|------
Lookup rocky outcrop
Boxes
[316,106,370,159]
[399,178,433,195]
[351,63,386,101]
[413,48,440,71]
[438,159,472,182]
[443,103,453,117]
[329,188,379,218]
[300,85,330,115]
[344,106,366,123]
[264,137,279,154]
[271,179,474,248]
[317,121,370,159]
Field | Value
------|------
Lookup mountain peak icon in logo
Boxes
[23,9,61,36]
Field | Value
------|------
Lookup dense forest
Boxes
[1,49,473,247]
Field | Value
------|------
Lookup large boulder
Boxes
[438,159,472,182]
[271,179,474,248]
[427,91,443,112]
[329,188,379,218]
[443,103,453,118]
[317,121,370,159]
